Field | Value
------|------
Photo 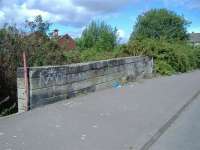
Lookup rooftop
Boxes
[189,33,200,43]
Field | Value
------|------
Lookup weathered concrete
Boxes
[1,70,200,150]
[17,56,153,112]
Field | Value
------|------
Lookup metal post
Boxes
[23,51,29,111]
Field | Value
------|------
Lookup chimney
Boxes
[53,29,59,37]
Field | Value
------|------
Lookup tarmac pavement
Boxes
[1,70,200,150]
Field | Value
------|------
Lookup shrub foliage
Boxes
[130,9,190,41]
[120,38,200,75]
[77,21,118,51]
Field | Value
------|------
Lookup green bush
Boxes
[63,50,81,64]
[155,60,175,75]
[80,48,116,62]
[65,38,200,76]
[77,21,118,51]
[120,38,200,75]
[63,46,125,64]
[25,39,66,66]
[194,48,200,68]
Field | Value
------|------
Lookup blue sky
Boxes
[0,0,200,41]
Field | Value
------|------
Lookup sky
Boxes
[0,0,200,41]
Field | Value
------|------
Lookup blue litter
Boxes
[112,81,122,89]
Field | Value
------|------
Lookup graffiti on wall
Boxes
[39,69,67,87]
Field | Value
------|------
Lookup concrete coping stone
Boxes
[17,56,148,78]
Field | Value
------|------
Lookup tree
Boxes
[79,21,118,51]
[25,15,51,35]
[130,9,190,41]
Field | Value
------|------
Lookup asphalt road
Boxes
[149,94,200,150]
[1,70,200,150]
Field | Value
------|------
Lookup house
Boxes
[52,29,76,51]
[58,34,76,50]
[26,30,76,51]
[189,33,200,47]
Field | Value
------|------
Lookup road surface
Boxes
[149,94,200,150]
[0,70,200,150]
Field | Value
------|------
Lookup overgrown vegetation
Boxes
[121,38,200,75]
[127,9,199,75]
[1,9,200,116]
[129,9,190,41]
[0,16,66,116]
[76,21,118,51]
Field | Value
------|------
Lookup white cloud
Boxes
[0,0,132,28]
[0,11,5,22]
[72,0,132,12]
[0,3,49,26]
[0,0,199,34]
[117,29,129,43]
[117,29,125,38]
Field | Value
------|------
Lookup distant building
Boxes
[52,29,76,51]
[52,29,59,37]
[58,34,76,51]
[189,33,200,47]
[26,30,76,51]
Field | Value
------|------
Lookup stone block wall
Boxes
[17,56,153,112]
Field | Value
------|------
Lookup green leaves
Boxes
[25,15,51,36]
[130,9,190,42]
[128,8,196,76]
[121,38,200,75]
[78,21,118,51]
[155,60,175,76]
